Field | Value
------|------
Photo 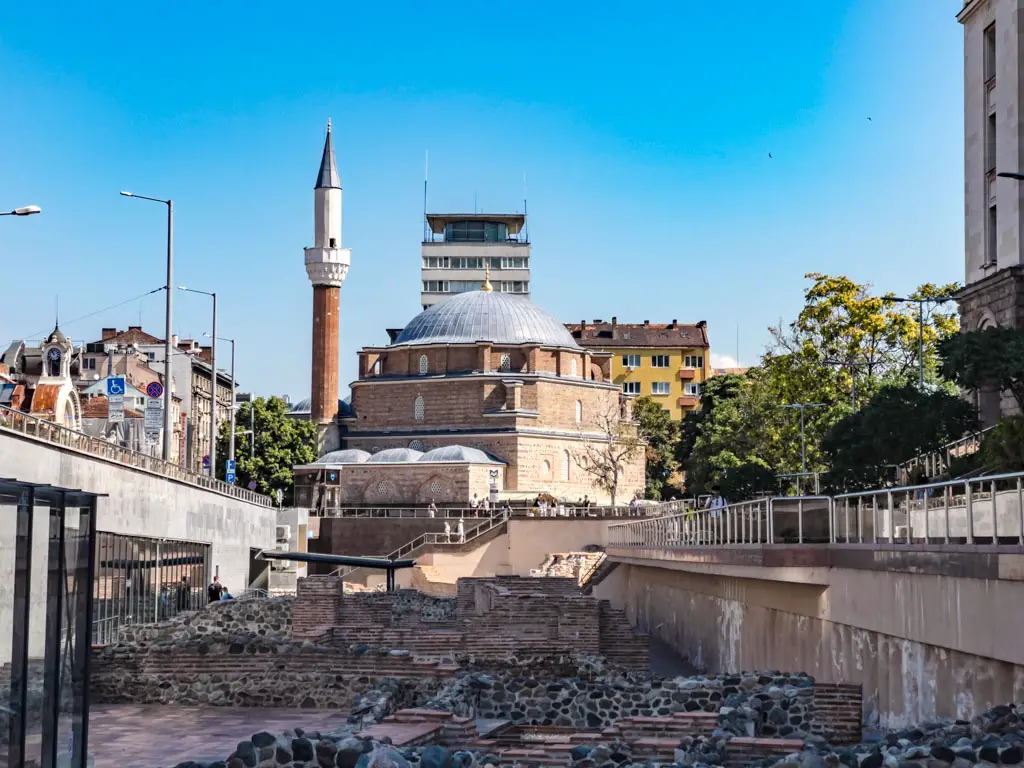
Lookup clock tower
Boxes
[304,119,350,452]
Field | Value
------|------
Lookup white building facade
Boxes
[420,213,531,310]
[957,0,1024,422]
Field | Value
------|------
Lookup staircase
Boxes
[598,600,650,669]
[580,555,617,595]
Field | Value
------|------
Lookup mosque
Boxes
[292,123,645,508]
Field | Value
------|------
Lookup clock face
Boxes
[47,348,61,361]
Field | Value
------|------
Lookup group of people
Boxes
[206,575,233,603]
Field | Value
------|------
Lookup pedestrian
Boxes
[482,497,490,514]
[457,517,466,544]
[207,575,224,604]
[444,520,451,543]
[177,576,190,612]
[470,494,479,510]
[428,501,438,518]
[220,585,234,600]
[502,499,512,516]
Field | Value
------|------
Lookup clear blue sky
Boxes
[0,0,964,398]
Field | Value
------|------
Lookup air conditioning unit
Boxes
[275,525,292,542]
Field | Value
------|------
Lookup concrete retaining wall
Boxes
[0,430,276,660]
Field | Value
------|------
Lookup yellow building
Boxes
[566,318,710,419]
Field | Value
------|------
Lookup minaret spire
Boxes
[315,117,341,190]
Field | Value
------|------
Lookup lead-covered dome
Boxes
[393,290,580,349]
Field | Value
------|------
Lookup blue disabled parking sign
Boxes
[106,377,125,396]
[226,471,236,484]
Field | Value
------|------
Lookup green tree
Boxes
[216,396,317,505]
[632,396,680,499]
[940,327,1024,412]
[821,385,978,490]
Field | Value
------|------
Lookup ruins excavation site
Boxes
[80,574,1024,768]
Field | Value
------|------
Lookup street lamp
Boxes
[121,191,174,462]
[997,172,1024,181]
[204,332,236,472]
[0,205,41,216]
[178,286,217,479]
[780,403,827,490]
[884,296,956,390]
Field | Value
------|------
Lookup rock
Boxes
[292,737,315,763]
[228,742,257,768]
[1002,747,1024,765]
[419,745,452,768]
[931,748,957,764]
[571,745,595,761]
[949,759,974,768]
[249,732,277,750]
[860,753,884,768]
[317,740,339,768]
[802,752,827,768]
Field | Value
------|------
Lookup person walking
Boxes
[177,576,191,612]
[428,501,438,518]
[444,520,451,543]
[207,575,224,604]
[457,517,466,544]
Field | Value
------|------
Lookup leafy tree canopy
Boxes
[216,396,317,505]
[940,327,1024,412]
[821,385,978,491]
[632,396,680,499]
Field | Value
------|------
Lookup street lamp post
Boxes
[0,205,42,216]
[885,296,956,390]
[121,191,175,462]
[179,287,217,479]
[781,402,827,494]
[205,333,236,470]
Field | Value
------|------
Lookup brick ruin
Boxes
[87,576,865,767]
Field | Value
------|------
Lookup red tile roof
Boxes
[566,320,709,349]
[81,396,143,419]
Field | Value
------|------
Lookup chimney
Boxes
[643,319,650,327]
[579,320,587,334]
[593,319,602,324]
[671,319,678,326]
[172,334,180,347]
[697,320,707,328]
[611,317,618,338]
[101,328,117,341]
[128,326,142,333]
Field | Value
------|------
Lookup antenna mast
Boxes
[523,172,528,243]
[423,151,429,242]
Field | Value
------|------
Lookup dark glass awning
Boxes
[255,550,416,569]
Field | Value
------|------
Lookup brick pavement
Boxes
[4,705,353,768]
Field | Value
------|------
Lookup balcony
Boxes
[678,369,696,381]
[677,396,699,408]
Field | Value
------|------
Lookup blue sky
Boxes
[0,0,964,398]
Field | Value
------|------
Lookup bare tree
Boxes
[573,394,642,507]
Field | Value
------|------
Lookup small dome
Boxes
[289,398,311,413]
[316,449,371,464]
[45,325,67,345]
[393,290,580,349]
[418,445,502,464]
[366,447,424,464]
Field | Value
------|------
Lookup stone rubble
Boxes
[173,703,1024,768]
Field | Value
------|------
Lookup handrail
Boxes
[318,505,640,519]
[895,426,995,482]
[577,552,608,585]
[0,404,273,507]
[614,472,1024,549]
[329,509,511,578]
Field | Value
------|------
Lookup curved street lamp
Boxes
[0,205,41,216]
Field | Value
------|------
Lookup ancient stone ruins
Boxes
[87,576,1023,768]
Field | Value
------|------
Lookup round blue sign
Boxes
[146,381,164,399]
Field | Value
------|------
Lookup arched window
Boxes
[409,439,424,451]
[372,359,382,376]
[575,400,583,425]
[570,358,578,377]
[419,355,429,375]
[414,395,425,421]
[499,353,511,372]
[562,450,570,481]
[541,459,551,477]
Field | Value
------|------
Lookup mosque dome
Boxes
[315,449,371,464]
[392,290,580,349]
[365,447,424,464]
[418,445,502,464]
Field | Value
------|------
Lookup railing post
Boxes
[965,481,974,544]
[1017,477,1024,546]
[828,498,835,543]
[797,498,804,544]
[992,479,999,541]
[944,485,951,544]
[885,492,893,544]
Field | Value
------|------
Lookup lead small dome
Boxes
[393,290,580,349]
[316,449,371,464]
[366,447,424,463]
[418,445,502,464]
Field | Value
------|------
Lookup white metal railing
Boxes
[0,404,272,507]
[329,508,511,578]
[319,504,646,519]
[610,474,1024,549]
[896,427,995,482]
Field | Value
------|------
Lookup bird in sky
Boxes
[768,152,773,158]
[867,117,872,121]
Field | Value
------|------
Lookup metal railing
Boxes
[329,508,511,578]
[610,473,1024,549]
[0,404,272,506]
[319,504,646,519]
[895,427,995,482]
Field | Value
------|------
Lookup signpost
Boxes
[145,382,163,441]
[202,455,211,471]
[226,458,236,485]
[107,377,125,424]
[146,381,164,399]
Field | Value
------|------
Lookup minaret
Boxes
[304,119,350,447]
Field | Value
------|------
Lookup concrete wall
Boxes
[605,556,1024,729]
[0,430,276,659]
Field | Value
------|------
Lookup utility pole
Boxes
[885,296,956,390]
[781,402,827,494]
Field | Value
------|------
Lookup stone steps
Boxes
[726,737,805,767]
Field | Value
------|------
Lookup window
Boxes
[988,205,998,265]
[562,450,570,481]
[652,382,671,395]
[84,357,96,370]
[422,280,450,293]
[684,355,704,369]
[444,220,508,242]
[684,382,701,397]
[500,257,528,269]
[499,353,511,372]
[651,355,670,368]
[570,358,578,377]
[987,112,996,172]
[373,359,382,376]
[622,381,641,395]
[409,440,424,451]
[423,256,450,269]
[984,23,996,83]
[414,395,425,421]
[622,354,640,368]
[541,459,551,477]
[429,479,443,495]
[147,352,156,361]
[419,355,428,375]
[499,281,529,293]
[575,400,583,424]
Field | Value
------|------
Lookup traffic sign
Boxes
[146,381,164,399]
[226,471,236,484]
[202,455,211,470]
[106,377,125,397]
[247,480,257,490]
[226,459,236,472]
[144,408,162,430]
[108,395,124,424]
